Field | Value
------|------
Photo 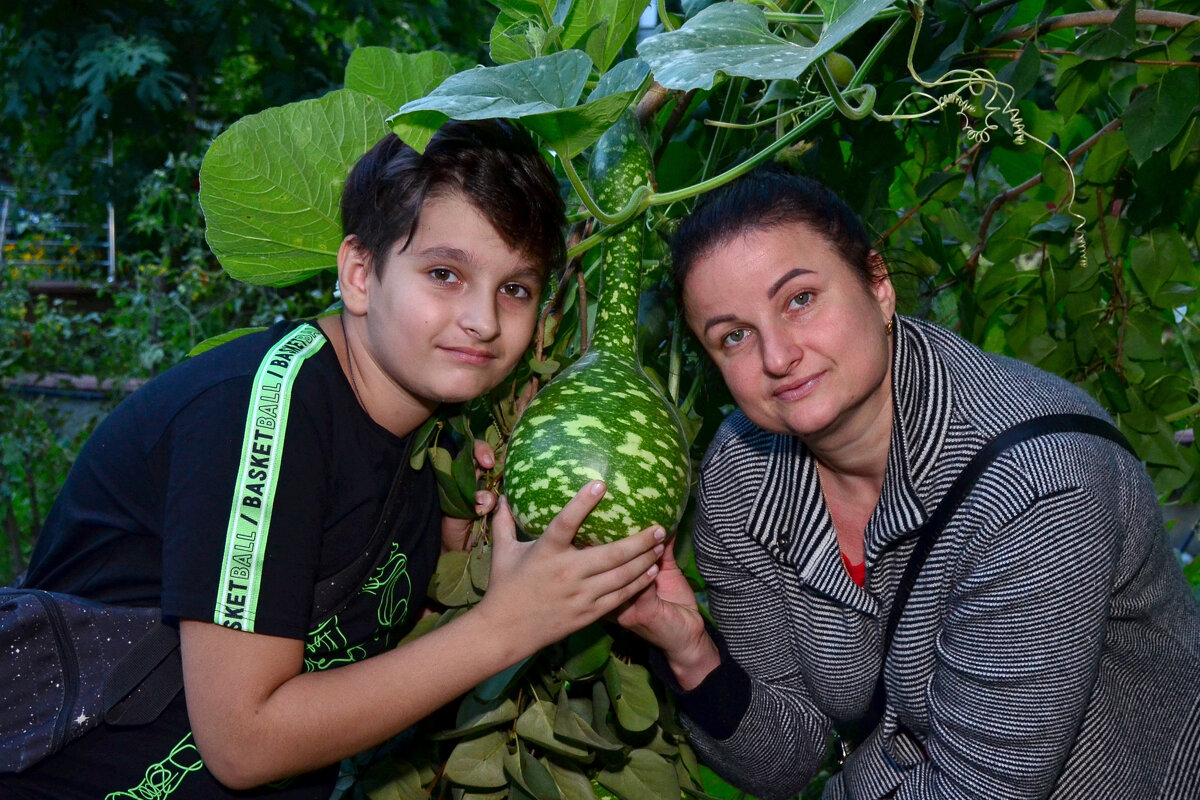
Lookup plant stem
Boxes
[647,99,837,206]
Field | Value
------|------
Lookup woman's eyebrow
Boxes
[768,268,814,299]
[703,314,736,335]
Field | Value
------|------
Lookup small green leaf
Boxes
[559,0,646,71]
[360,758,430,799]
[561,623,614,680]
[530,357,562,375]
[516,699,591,760]
[544,761,597,800]
[469,543,492,592]
[433,694,519,741]
[504,739,563,800]
[433,550,480,607]
[453,442,481,508]
[1074,2,1137,60]
[445,730,509,790]
[595,749,680,800]
[1131,229,1191,305]
[603,658,659,734]
[410,417,442,470]
[554,688,624,752]
[476,655,535,702]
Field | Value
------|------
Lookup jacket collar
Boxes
[746,316,952,613]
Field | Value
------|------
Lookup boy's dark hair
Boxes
[341,120,566,277]
[671,163,874,294]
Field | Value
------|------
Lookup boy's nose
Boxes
[460,302,499,340]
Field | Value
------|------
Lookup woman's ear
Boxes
[337,236,372,316]
[868,250,896,321]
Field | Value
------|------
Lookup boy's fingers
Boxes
[541,481,607,547]
[473,439,496,471]
[492,496,518,545]
[580,525,666,575]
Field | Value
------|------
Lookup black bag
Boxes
[1,442,416,774]
[0,588,181,773]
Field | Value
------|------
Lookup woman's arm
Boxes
[182,486,667,790]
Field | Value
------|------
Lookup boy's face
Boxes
[361,191,545,407]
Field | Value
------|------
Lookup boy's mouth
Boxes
[441,345,498,365]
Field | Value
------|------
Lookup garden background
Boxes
[2,1,1198,798]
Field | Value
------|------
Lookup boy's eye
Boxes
[430,267,460,284]
[500,282,532,300]
[788,291,813,310]
[722,328,749,348]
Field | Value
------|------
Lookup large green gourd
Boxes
[503,114,691,546]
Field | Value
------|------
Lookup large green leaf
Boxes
[344,48,456,113]
[200,89,389,286]
[1131,228,1192,306]
[389,52,649,158]
[559,0,646,71]
[636,0,897,90]
[389,50,592,151]
[515,699,591,759]
[1125,68,1200,165]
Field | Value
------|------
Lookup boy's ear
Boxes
[337,236,372,316]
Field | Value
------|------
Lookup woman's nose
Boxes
[460,300,499,340]
[761,329,801,377]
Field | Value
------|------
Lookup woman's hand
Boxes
[615,544,721,691]
[474,482,666,658]
[441,439,499,553]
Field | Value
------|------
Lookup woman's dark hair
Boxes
[672,163,874,294]
[341,120,566,277]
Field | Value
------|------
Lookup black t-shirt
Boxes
[9,320,442,799]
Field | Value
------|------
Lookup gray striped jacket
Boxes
[680,316,1200,800]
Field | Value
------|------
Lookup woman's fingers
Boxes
[472,439,496,472]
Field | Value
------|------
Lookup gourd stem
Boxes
[816,60,876,120]
[560,155,651,225]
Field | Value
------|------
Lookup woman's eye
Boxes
[788,291,813,310]
[430,267,459,284]
[500,282,532,300]
[722,328,748,347]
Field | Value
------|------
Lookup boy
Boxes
[5,120,667,798]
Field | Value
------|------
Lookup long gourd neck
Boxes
[590,221,642,359]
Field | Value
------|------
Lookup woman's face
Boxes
[683,221,895,445]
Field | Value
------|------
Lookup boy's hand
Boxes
[440,439,499,553]
[476,481,666,656]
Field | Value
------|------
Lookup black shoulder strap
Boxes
[841,413,1133,752]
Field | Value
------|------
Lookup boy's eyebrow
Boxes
[414,245,474,265]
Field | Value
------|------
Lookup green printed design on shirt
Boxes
[303,542,414,672]
[104,733,203,799]
[215,323,326,631]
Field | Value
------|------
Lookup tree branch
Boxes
[994,10,1200,45]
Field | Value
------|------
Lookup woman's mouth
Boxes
[442,346,497,366]
[774,372,823,401]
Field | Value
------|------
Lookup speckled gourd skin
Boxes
[504,114,691,546]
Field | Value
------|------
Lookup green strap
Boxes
[215,323,326,631]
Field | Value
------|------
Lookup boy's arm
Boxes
[182,485,667,790]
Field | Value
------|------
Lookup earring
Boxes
[885,317,894,336]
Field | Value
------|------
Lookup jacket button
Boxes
[778,535,790,547]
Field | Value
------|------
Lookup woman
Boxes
[619,165,1200,800]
